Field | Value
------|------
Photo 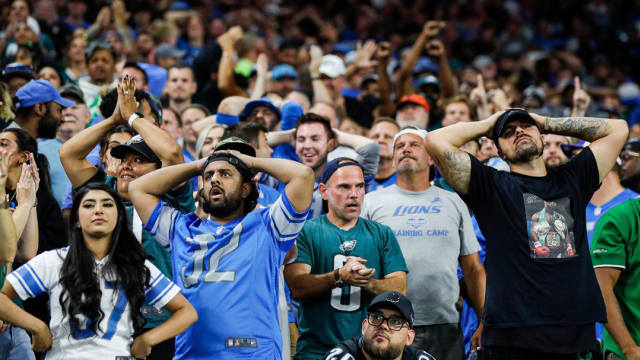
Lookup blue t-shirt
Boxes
[144,193,310,360]
[60,146,102,210]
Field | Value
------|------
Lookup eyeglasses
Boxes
[620,151,640,162]
[366,312,407,331]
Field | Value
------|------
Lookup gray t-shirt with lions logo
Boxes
[362,184,479,325]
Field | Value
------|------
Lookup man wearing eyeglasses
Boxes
[322,291,435,360]
[620,138,640,194]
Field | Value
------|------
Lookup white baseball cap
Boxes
[319,55,346,78]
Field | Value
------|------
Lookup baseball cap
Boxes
[367,291,415,328]
[398,94,430,113]
[15,80,75,109]
[214,137,256,157]
[393,127,428,150]
[492,109,538,143]
[272,64,297,80]
[238,97,281,121]
[2,63,34,82]
[360,74,379,89]
[110,135,162,167]
[622,138,640,153]
[416,75,440,89]
[413,57,439,75]
[85,40,116,61]
[320,157,364,185]
[560,139,589,159]
[59,84,85,104]
[319,55,346,78]
[154,43,186,62]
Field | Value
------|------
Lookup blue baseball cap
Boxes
[272,64,297,80]
[239,97,281,121]
[321,157,364,184]
[2,63,34,82]
[15,80,75,109]
[413,57,439,75]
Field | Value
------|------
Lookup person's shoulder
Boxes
[359,216,394,235]
[323,337,360,359]
[366,184,400,199]
[402,345,436,360]
[606,197,640,218]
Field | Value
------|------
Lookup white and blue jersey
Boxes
[7,248,180,360]
[144,193,310,360]
[586,189,639,244]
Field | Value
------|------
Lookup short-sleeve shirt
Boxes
[591,198,640,358]
[294,216,408,359]
[7,248,180,360]
[144,193,309,360]
[459,147,606,351]
[361,185,479,325]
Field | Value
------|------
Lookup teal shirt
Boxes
[294,216,408,359]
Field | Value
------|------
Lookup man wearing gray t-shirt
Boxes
[361,127,486,360]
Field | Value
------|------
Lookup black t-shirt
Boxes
[322,337,435,360]
[459,148,606,350]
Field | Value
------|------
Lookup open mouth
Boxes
[120,174,135,180]
[209,186,224,200]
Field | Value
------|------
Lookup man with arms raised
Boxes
[128,138,315,359]
[424,108,628,357]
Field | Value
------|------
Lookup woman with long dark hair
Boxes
[0,182,197,358]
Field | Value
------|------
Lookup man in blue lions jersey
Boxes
[128,138,315,359]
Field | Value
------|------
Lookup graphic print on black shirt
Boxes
[524,193,576,259]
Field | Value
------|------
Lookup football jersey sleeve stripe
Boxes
[24,264,48,292]
[146,275,175,306]
[144,200,178,250]
[8,271,36,298]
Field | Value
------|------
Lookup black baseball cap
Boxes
[367,291,415,328]
[492,108,538,143]
[110,135,162,167]
[320,157,364,184]
[85,40,116,61]
[1,63,34,82]
[214,137,256,157]
[59,84,85,104]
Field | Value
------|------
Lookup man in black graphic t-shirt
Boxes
[424,108,628,357]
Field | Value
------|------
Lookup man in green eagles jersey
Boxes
[591,198,640,360]
[285,157,408,360]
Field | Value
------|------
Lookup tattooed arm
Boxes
[424,112,504,194]
[529,113,628,182]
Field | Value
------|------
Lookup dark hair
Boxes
[162,107,181,127]
[59,182,150,337]
[295,113,335,139]
[371,116,400,131]
[122,62,148,86]
[221,122,266,147]
[2,128,51,193]
[99,88,146,118]
[98,124,136,162]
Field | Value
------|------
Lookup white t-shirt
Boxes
[8,248,180,360]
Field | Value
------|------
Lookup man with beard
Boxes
[285,158,407,360]
[368,118,400,191]
[239,97,282,131]
[6,79,73,139]
[60,76,191,360]
[362,128,485,360]
[424,108,628,357]
[323,291,435,360]
[128,138,315,359]
[542,134,570,168]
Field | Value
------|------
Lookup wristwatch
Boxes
[334,268,345,288]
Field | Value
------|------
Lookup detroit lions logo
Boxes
[339,240,357,254]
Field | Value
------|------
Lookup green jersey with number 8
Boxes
[293,215,408,359]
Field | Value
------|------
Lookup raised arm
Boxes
[309,45,332,105]
[396,21,444,99]
[426,39,456,97]
[424,113,501,194]
[250,53,269,100]
[217,26,249,97]
[375,42,395,117]
[529,112,628,181]
[13,158,39,262]
[118,76,183,166]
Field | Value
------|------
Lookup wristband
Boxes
[544,117,550,132]
[128,112,143,127]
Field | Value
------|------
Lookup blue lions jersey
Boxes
[144,194,309,360]
[586,189,639,244]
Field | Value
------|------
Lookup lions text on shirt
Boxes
[144,194,309,360]
[7,248,180,360]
